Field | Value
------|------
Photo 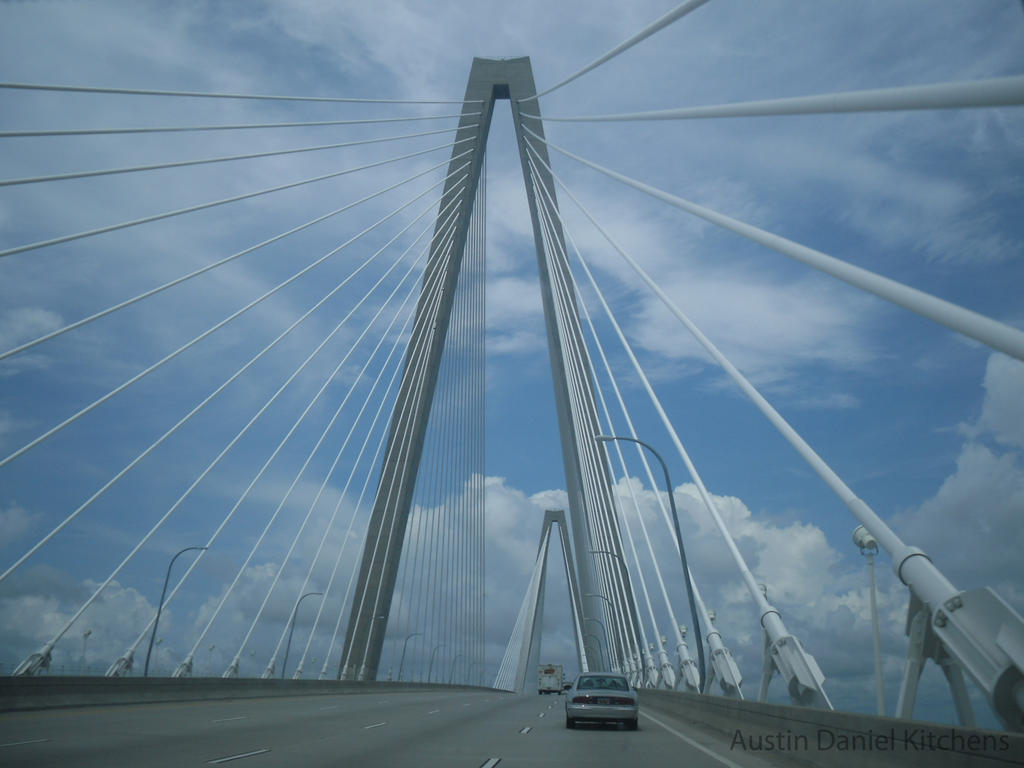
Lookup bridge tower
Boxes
[340,57,641,681]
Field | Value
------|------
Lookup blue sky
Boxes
[1,0,1022,729]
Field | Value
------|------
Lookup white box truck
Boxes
[538,664,563,694]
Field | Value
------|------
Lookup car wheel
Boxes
[565,716,574,729]
[628,718,638,731]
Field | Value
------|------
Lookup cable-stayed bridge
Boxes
[1,2,1023,765]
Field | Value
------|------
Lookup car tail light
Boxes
[572,695,590,704]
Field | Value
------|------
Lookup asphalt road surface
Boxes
[0,689,802,767]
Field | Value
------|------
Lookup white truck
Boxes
[537,664,563,694]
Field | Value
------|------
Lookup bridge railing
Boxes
[639,689,1024,768]
[0,676,496,713]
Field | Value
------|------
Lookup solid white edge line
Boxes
[363,722,387,729]
[641,711,744,768]
[479,759,501,768]
[212,716,248,723]
[207,748,271,764]
[0,738,50,747]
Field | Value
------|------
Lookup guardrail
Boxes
[639,689,1023,768]
[0,676,496,713]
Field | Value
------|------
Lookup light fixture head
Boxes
[852,525,878,552]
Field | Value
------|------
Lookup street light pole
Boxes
[81,629,92,675]
[583,632,607,670]
[854,526,885,715]
[282,592,323,679]
[595,435,706,693]
[426,644,444,683]
[397,632,422,682]
[145,546,207,677]
[583,592,618,671]
[589,550,651,684]
[448,654,463,684]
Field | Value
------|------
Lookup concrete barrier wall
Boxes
[0,676,496,713]
[639,689,1023,768]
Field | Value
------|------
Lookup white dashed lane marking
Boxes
[0,739,50,748]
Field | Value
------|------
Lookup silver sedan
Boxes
[564,673,639,730]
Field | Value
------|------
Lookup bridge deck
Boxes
[3,687,1020,767]
[0,688,796,768]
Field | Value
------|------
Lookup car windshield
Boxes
[579,676,628,691]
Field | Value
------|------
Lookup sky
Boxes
[0,0,1023,731]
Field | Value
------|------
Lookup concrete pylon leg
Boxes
[340,57,626,680]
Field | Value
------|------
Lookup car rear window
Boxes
[579,676,628,690]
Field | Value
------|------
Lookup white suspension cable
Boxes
[388,226,467,682]
[15,182,461,673]
[529,156,641,674]
[0,113,481,139]
[525,127,1024,363]
[360,231,463,681]
[244,233,444,677]
[0,81,481,104]
[527,134,985,650]
[533,181,634,674]
[0,126,464,187]
[177,188,465,672]
[522,0,711,102]
[527,139,832,706]
[0,144,474,363]
[0,151,472,476]
[0,171,468,584]
[579,279,692,677]
[0,136,474,260]
[276,203,465,678]
[317,232,458,680]
[301,207,463,680]
[528,137,779,619]
[525,74,1024,122]
[341,223,465,679]
[550,177,695,682]
[581,293,666,685]
[108,197,464,671]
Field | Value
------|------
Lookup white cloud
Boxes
[0,307,63,351]
[892,442,1024,608]
[975,353,1024,449]
[0,503,38,546]
[0,568,158,673]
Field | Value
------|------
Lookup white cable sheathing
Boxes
[527,74,1024,122]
